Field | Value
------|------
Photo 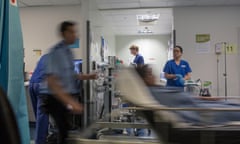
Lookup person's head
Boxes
[135,65,156,86]
[129,45,139,56]
[173,45,183,60]
[59,21,78,45]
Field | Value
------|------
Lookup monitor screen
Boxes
[73,59,82,74]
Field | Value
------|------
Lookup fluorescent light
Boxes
[136,14,160,22]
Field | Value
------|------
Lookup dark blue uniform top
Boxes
[30,54,48,83]
[39,41,79,94]
[163,59,192,87]
[133,54,144,65]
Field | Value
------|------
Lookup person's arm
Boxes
[163,61,177,79]
[184,61,192,80]
[76,73,97,80]
[164,73,177,79]
[139,56,144,65]
[47,75,83,114]
[184,73,191,80]
[45,53,82,114]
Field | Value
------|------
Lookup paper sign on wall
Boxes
[33,49,42,57]
[68,38,80,49]
[195,34,211,54]
[226,44,237,54]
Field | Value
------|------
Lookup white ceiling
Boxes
[18,0,82,7]
[18,0,240,8]
[100,8,173,35]
[97,0,240,10]
[96,0,240,35]
[18,0,240,35]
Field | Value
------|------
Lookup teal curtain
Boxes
[0,0,8,92]
[0,0,3,56]
[0,0,30,143]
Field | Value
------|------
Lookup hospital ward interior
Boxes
[2,0,240,144]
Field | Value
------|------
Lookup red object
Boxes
[11,0,16,4]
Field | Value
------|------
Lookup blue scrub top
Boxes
[133,54,144,65]
[39,41,79,95]
[30,54,48,83]
[163,59,192,87]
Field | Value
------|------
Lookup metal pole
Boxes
[224,42,227,100]
[86,20,91,126]
[173,29,176,47]
[217,55,219,96]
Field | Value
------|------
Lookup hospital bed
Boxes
[115,67,240,144]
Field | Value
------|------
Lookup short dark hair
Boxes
[175,45,183,53]
[59,21,76,33]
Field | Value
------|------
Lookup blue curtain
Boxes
[0,0,30,143]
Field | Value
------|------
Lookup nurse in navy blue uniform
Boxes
[29,54,49,144]
[129,45,146,136]
[163,45,192,87]
[129,45,144,67]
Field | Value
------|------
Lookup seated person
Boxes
[135,65,240,125]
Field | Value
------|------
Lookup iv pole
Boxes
[216,54,220,96]
[223,42,228,100]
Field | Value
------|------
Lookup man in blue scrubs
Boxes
[39,21,96,144]
[163,45,192,87]
[129,45,144,67]
[29,54,49,144]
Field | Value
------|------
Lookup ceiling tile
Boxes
[97,0,139,4]
[98,2,140,9]
[224,0,240,5]
[20,0,52,6]
[50,0,81,5]
[18,0,27,7]
[197,0,226,6]
[140,2,168,7]
[167,1,197,7]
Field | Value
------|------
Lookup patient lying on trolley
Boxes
[135,65,240,126]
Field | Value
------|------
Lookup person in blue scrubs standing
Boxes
[29,54,49,144]
[129,45,146,136]
[163,45,192,87]
[129,45,144,67]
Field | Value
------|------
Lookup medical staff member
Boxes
[129,45,146,136]
[163,45,192,87]
[39,21,96,144]
[129,45,144,67]
[29,54,49,144]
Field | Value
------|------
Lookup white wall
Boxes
[174,6,240,96]
[116,35,170,82]
[89,0,116,63]
[20,5,86,72]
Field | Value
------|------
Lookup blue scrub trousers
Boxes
[29,83,49,144]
